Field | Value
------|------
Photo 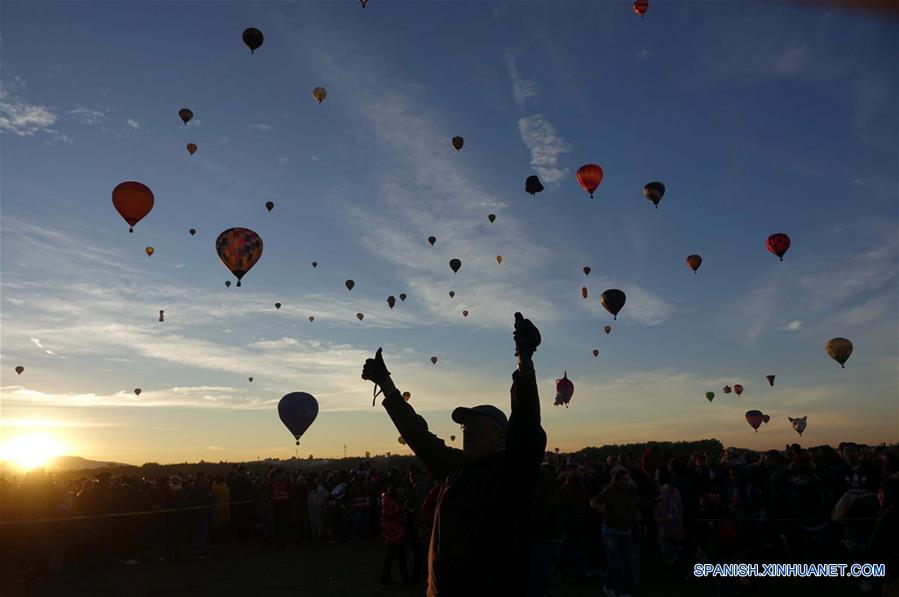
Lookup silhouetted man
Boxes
[362,312,547,596]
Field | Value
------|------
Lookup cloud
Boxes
[580,277,675,326]
[503,47,540,110]
[517,115,570,184]
[248,123,273,132]
[781,320,802,332]
[127,118,140,130]
[66,107,106,125]
[0,87,59,137]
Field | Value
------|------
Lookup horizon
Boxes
[1,2,897,468]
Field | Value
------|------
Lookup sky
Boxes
[1,1,897,465]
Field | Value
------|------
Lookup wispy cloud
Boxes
[249,123,273,132]
[127,118,140,130]
[67,106,106,125]
[503,47,539,110]
[517,115,570,184]
[780,320,802,332]
[0,87,59,137]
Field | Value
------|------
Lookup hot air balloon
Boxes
[398,436,407,446]
[186,143,197,155]
[734,384,744,397]
[766,375,775,387]
[583,266,591,276]
[576,164,603,198]
[450,435,456,442]
[581,287,588,299]
[189,228,196,236]
[399,293,407,302]
[643,181,664,207]
[387,296,396,309]
[356,313,364,321]
[633,0,649,17]
[360,0,368,7]
[789,416,807,436]
[745,410,764,432]
[449,258,461,274]
[451,136,464,151]
[431,356,438,364]
[159,310,164,322]
[762,414,771,425]
[448,291,455,299]
[275,303,281,309]
[308,316,315,322]
[705,391,715,403]
[216,228,263,287]
[134,388,142,396]
[496,255,503,264]
[428,236,437,246]
[766,233,791,261]
[825,337,853,368]
[265,201,274,212]
[311,261,318,268]
[15,366,24,375]
[488,214,496,223]
[345,280,355,291]
[723,385,732,395]
[225,281,231,288]
[600,289,626,320]
[145,246,154,257]
[603,325,611,335]
[312,87,327,103]
[248,377,253,383]
[554,371,574,407]
[402,391,411,402]
[278,392,319,445]
[592,349,599,358]
[178,108,193,125]
[242,27,264,53]
[525,175,544,195]
[462,310,469,318]
[686,255,702,273]
[112,181,154,232]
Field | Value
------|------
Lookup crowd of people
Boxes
[1,442,897,595]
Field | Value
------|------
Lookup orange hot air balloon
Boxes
[451,136,464,151]
[734,384,744,396]
[178,108,193,125]
[633,0,649,17]
[356,313,364,321]
[576,164,603,198]
[462,310,469,317]
[766,375,775,386]
[581,287,588,299]
[496,255,503,264]
[312,87,327,103]
[431,356,438,364]
[345,280,355,291]
[15,366,24,375]
[766,233,791,261]
[686,254,702,273]
[186,143,197,155]
[603,325,611,335]
[216,228,263,287]
[145,246,154,257]
[592,349,599,357]
[112,181,154,232]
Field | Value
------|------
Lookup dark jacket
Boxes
[382,366,547,596]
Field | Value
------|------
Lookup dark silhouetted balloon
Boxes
[278,392,319,445]
[275,303,281,309]
[134,388,142,396]
[762,414,770,425]
[242,27,264,53]
[431,356,438,364]
[399,293,407,302]
[583,266,591,276]
[633,0,649,17]
[216,228,263,287]
[345,280,355,291]
[402,391,411,401]
[248,377,253,383]
[825,337,853,368]
[734,384,744,396]
[15,366,24,375]
[189,228,196,236]
[462,310,469,317]
[488,214,496,223]
[686,254,702,273]
[603,325,611,335]
[179,109,193,125]
[113,181,154,233]
[159,310,164,322]
[789,416,807,436]
[592,349,599,357]
[225,281,231,287]
[554,372,574,408]
[448,291,455,299]
[450,435,456,442]
[311,261,318,268]
[186,143,197,155]
[600,289,626,320]
[766,233,791,261]
[706,391,714,402]
[576,164,603,198]
[356,313,364,321]
[525,175,544,195]
[451,136,463,151]
[723,385,732,395]
[449,258,461,274]
[265,201,274,212]
[398,436,406,445]
[312,87,327,103]
[643,181,665,207]
[745,410,764,432]
[766,375,775,386]
[428,236,436,246]
[387,296,396,309]
[308,316,314,322]
[581,287,588,299]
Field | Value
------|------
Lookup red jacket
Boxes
[380,492,405,544]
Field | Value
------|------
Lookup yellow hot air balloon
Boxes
[312,87,327,103]
[825,337,853,368]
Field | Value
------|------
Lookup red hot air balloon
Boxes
[766,375,775,387]
[633,0,649,17]
[600,289,626,320]
[186,143,197,155]
[734,384,744,397]
[278,392,319,445]
[576,164,603,198]
[112,181,154,233]
[686,255,702,273]
[449,258,461,274]
[766,233,791,261]
[745,410,764,432]
[215,228,263,287]
[581,287,588,299]
[554,371,574,407]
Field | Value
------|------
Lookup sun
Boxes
[0,433,67,472]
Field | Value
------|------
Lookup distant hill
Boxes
[0,455,129,474]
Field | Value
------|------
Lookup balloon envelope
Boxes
[576,164,603,198]
[242,27,264,53]
[112,181,154,232]
[275,303,281,309]
[134,388,142,396]
[428,236,436,246]
[734,384,744,396]
[766,233,791,261]
[15,366,24,375]
[462,310,469,317]
[633,0,649,17]
[451,136,464,150]
[555,371,574,407]
[312,87,327,103]
[215,228,263,287]
[603,325,611,335]
[402,392,411,401]
[581,287,588,299]
[265,201,274,212]
[345,280,355,291]
[643,181,665,207]
[189,228,196,236]
[496,255,502,264]
[278,392,319,443]
[399,293,407,302]
[431,356,438,364]
[600,289,626,319]
[186,143,197,155]
[387,296,396,309]
[789,416,807,436]
[825,337,853,368]
[583,266,591,276]
[766,375,775,386]
[488,214,496,223]
[592,349,599,357]
[449,258,461,274]
[705,391,714,402]
[745,410,764,431]
[525,175,544,195]
[145,246,154,257]
[686,254,702,273]
[356,313,364,321]
[178,108,193,125]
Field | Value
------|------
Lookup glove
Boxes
[513,312,541,358]
[361,348,391,386]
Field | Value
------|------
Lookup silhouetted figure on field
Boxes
[362,312,547,596]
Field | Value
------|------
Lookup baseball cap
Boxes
[452,405,508,432]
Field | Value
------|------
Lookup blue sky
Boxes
[1,1,896,464]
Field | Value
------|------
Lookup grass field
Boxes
[0,539,860,596]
